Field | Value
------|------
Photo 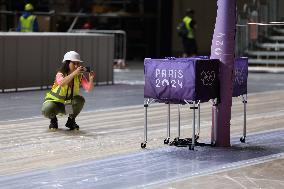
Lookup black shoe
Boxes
[65,117,79,130]
[49,117,58,130]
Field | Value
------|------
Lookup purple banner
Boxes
[144,58,219,103]
[210,0,236,147]
[233,57,248,97]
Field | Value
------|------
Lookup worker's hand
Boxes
[89,71,95,81]
[74,66,85,75]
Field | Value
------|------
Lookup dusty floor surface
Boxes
[0,89,284,188]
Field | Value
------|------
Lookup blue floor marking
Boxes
[1,130,284,189]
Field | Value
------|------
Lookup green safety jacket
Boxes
[183,16,194,39]
[44,74,82,104]
[19,15,36,32]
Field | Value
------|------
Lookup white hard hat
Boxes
[62,51,83,63]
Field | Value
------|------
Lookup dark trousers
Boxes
[42,95,85,119]
[182,38,197,56]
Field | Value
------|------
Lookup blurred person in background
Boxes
[179,8,198,57]
[16,3,39,32]
[42,51,95,131]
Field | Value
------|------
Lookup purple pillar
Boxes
[210,0,236,147]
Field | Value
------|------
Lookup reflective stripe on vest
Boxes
[44,74,82,103]
[20,15,36,32]
[183,16,194,39]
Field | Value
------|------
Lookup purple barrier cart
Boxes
[233,57,248,143]
[142,57,220,149]
[142,57,248,149]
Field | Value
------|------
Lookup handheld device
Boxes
[83,66,91,72]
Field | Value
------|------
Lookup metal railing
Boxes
[236,0,284,66]
[70,29,126,66]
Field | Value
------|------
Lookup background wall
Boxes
[279,0,284,20]
[0,33,114,91]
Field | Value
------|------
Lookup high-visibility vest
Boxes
[44,74,82,104]
[183,16,194,39]
[19,15,36,32]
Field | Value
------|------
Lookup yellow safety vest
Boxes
[183,16,194,39]
[20,15,36,32]
[44,74,82,104]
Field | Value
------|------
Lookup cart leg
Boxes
[184,100,197,150]
[178,104,181,139]
[240,95,247,143]
[211,99,217,146]
[172,104,181,145]
[197,101,200,139]
[141,99,149,148]
[190,101,196,150]
[164,103,171,144]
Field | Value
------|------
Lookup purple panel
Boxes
[144,58,196,103]
[144,58,220,103]
[233,57,248,97]
[195,59,220,102]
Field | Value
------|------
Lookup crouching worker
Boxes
[42,51,94,130]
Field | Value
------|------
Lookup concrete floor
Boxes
[0,63,284,188]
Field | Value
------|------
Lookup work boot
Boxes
[49,117,58,130]
[65,117,79,130]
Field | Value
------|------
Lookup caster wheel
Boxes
[211,141,216,147]
[169,140,177,146]
[240,137,246,143]
[164,138,169,144]
[195,135,199,140]
[141,142,146,148]
[189,145,194,150]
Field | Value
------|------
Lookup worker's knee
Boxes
[41,101,59,119]
[73,95,85,107]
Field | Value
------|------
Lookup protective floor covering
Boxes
[0,130,284,189]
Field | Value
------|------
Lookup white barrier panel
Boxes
[0,32,114,91]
